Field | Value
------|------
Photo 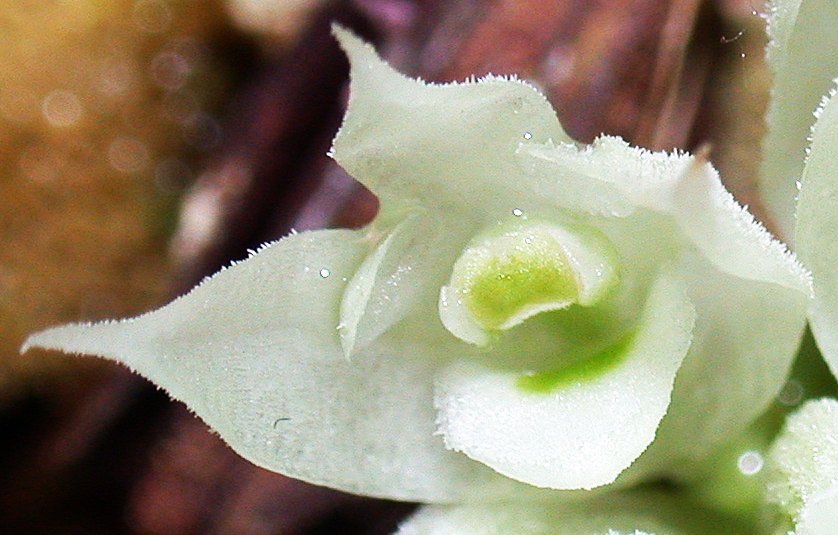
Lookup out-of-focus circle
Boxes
[42,90,83,127]
[108,136,150,173]
[150,51,192,90]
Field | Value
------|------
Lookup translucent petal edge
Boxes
[795,81,838,378]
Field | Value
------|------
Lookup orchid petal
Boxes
[760,0,838,239]
[22,230,490,502]
[640,250,809,477]
[766,398,838,535]
[397,505,671,535]
[396,491,743,535]
[521,137,810,294]
[796,486,838,535]
[330,26,572,223]
[340,213,473,357]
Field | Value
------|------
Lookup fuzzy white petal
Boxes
[639,251,809,478]
[341,214,473,356]
[396,491,741,535]
[794,82,838,378]
[767,398,838,535]
[518,136,810,479]
[522,137,810,294]
[24,230,493,502]
[760,0,838,239]
[330,26,572,224]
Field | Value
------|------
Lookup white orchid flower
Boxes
[23,26,813,534]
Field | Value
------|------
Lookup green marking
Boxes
[517,334,634,393]
[461,232,578,329]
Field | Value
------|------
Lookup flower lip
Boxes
[439,218,619,346]
[454,227,578,329]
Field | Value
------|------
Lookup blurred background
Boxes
[0,0,780,533]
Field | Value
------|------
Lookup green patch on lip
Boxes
[461,231,578,330]
[517,333,634,393]
[439,219,620,347]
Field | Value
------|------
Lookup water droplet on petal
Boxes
[512,208,524,217]
[522,132,533,140]
[319,268,331,278]
[737,451,764,475]
[796,180,803,191]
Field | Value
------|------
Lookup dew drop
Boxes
[319,268,331,278]
[512,208,524,217]
[737,450,764,475]
[522,132,533,140]
[795,180,803,191]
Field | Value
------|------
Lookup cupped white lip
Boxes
[438,218,620,346]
